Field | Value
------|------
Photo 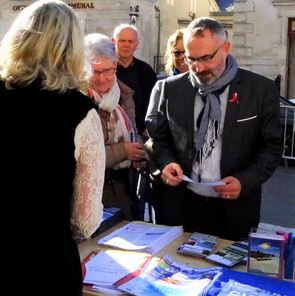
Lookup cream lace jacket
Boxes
[71,109,105,239]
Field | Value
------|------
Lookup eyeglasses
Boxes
[92,68,116,77]
[185,43,224,65]
[172,50,185,58]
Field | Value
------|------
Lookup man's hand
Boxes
[213,176,242,200]
[161,162,183,186]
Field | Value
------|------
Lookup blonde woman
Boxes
[0,1,105,295]
[164,29,189,75]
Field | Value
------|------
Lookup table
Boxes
[78,221,245,296]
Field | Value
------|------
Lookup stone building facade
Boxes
[0,0,222,73]
[0,0,294,97]
[232,0,295,98]
[0,0,158,67]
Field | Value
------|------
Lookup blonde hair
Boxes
[0,0,88,93]
[164,29,185,75]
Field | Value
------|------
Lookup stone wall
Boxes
[232,0,295,97]
[0,0,157,68]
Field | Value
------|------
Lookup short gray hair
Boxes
[112,23,139,41]
[184,17,227,43]
[84,33,118,62]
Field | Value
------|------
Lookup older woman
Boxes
[85,33,147,219]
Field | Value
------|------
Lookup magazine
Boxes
[206,241,248,267]
[116,255,222,296]
[177,232,218,257]
[97,221,183,255]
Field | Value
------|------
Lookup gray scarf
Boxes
[190,54,238,165]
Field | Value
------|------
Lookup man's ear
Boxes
[224,41,231,54]
[111,37,116,44]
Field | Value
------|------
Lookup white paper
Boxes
[83,250,151,286]
[202,180,226,186]
[183,175,225,186]
[98,222,183,254]
[182,175,195,183]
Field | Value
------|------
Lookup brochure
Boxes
[91,207,124,237]
[177,232,218,257]
[117,255,222,296]
[206,241,248,267]
[83,250,151,287]
[97,221,183,255]
[247,231,285,278]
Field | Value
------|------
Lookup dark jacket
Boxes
[148,69,282,238]
[117,57,157,136]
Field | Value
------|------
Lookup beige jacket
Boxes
[99,80,139,169]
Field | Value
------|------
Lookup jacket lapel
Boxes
[223,69,242,143]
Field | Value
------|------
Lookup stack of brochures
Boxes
[82,252,295,296]
[206,241,248,267]
[177,232,218,257]
[91,207,124,238]
[117,255,222,296]
[97,221,183,255]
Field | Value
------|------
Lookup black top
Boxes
[1,80,96,295]
[117,57,157,136]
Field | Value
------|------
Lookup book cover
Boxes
[206,241,248,267]
[177,232,218,257]
[247,232,285,279]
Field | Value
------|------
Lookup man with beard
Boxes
[146,17,282,241]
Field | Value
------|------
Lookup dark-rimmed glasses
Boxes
[185,43,224,65]
[92,68,116,77]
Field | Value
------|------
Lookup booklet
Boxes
[91,207,124,238]
[116,255,222,296]
[177,232,218,257]
[206,241,248,267]
[247,231,285,279]
[83,250,151,288]
[97,221,183,255]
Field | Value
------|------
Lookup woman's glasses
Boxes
[92,68,116,77]
[172,50,185,58]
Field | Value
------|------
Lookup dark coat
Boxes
[117,57,157,136]
[149,69,282,239]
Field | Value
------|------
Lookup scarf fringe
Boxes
[198,119,220,166]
